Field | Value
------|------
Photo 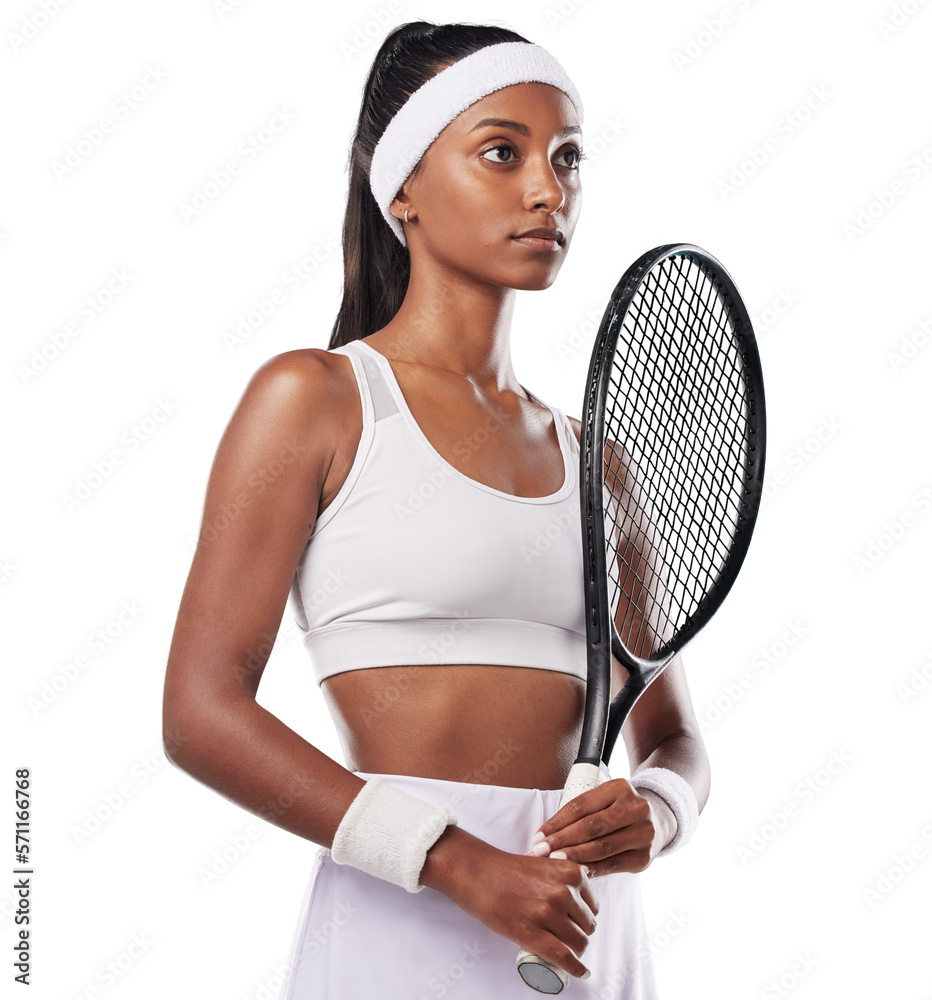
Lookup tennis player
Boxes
[162,20,710,998]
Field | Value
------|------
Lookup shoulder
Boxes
[229,347,360,464]
[242,347,359,425]
[248,346,351,395]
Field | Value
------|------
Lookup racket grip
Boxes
[515,762,603,994]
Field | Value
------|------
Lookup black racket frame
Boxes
[574,243,767,770]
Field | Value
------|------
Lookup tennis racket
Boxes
[515,243,766,993]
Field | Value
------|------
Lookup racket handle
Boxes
[515,762,603,993]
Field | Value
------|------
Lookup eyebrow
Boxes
[467,117,582,139]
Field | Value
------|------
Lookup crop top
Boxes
[288,338,588,686]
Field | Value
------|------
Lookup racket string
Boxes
[603,253,752,660]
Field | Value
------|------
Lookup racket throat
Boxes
[603,676,648,766]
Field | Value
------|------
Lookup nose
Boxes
[522,152,566,214]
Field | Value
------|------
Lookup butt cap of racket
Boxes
[516,951,567,993]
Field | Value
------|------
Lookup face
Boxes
[390,81,583,291]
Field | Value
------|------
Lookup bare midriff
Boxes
[312,343,593,791]
[321,664,587,790]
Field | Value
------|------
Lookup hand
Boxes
[523,779,676,876]
[422,825,600,982]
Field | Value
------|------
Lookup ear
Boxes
[389,193,413,221]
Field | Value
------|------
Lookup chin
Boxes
[512,268,562,292]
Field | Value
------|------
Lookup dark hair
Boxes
[327,20,531,350]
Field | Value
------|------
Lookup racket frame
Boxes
[577,242,767,768]
[516,243,766,994]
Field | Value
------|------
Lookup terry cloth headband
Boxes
[368,40,585,247]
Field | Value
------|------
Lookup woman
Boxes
[162,20,710,998]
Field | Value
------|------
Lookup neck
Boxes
[372,262,521,396]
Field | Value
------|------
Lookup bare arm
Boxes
[162,349,376,847]
[163,349,497,870]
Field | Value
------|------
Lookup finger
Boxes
[543,797,651,859]
[531,779,643,852]
[543,891,596,961]
[541,810,619,861]
[578,874,600,919]
[531,928,592,982]
[548,825,637,864]
[553,860,600,922]
[582,846,654,878]
[533,783,618,843]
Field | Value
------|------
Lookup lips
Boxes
[513,227,564,245]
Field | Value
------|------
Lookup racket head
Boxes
[579,242,766,758]
[592,243,766,677]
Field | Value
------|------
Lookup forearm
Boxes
[631,729,710,853]
[419,822,492,894]
[165,696,493,897]
[164,695,366,850]
[633,729,710,810]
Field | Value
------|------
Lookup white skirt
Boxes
[281,763,659,999]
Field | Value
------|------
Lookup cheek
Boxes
[424,180,509,252]
[423,162,506,222]
[564,184,582,220]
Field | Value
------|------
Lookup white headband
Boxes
[368,40,585,247]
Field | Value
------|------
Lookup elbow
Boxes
[161,685,255,775]
[664,726,711,813]
[161,685,208,773]
[682,727,711,812]
[162,706,195,773]
[161,660,217,771]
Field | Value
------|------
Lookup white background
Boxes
[4,1,932,997]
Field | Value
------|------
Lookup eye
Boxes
[561,145,588,169]
[481,142,518,164]
[480,142,588,170]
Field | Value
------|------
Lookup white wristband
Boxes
[330,777,458,893]
[628,767,698,857]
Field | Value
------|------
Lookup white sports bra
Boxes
[288,338,588,686]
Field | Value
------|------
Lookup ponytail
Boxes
[327,19,530,349]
